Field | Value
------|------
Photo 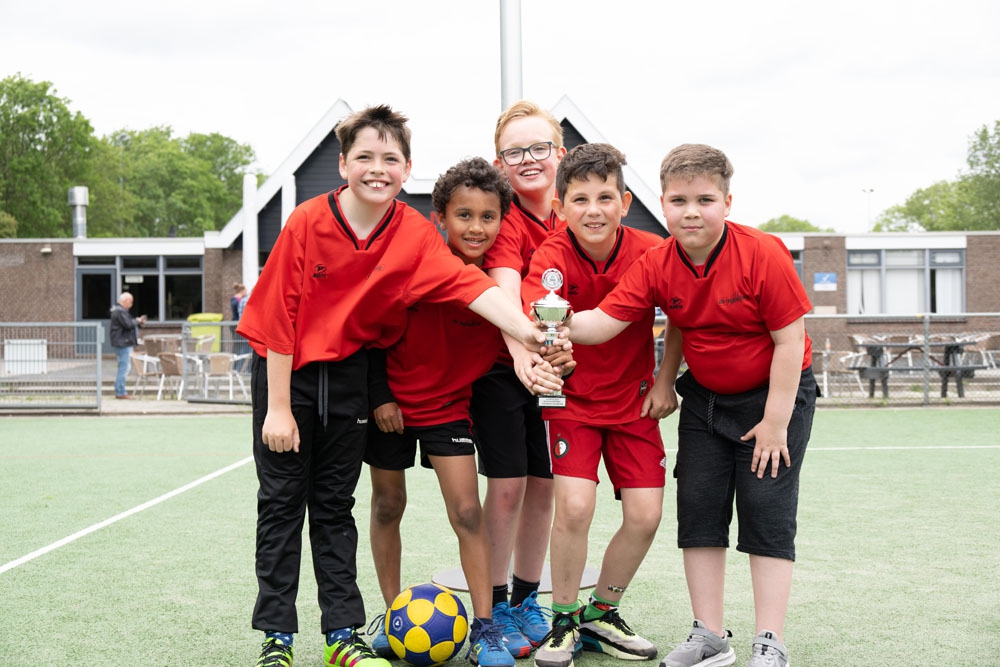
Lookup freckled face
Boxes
[439,186,503,266]
[660,174,732,264]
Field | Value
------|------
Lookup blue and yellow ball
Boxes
[385,583,469,667]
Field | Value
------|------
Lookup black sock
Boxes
[492,584,509,608]
[509,575,539,608]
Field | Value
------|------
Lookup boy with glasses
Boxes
[470,100,571,656]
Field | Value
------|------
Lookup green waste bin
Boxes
[187,312,223,352]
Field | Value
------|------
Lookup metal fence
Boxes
[0,322,103,410]
[3,313,1000,411]
[132,321,252,405]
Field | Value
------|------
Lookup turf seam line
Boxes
[0,455,253,576]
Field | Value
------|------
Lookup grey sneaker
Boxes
[659,620,735,667]
[747,631,788,667]
[534,612,582,667]
[579,607,656,660]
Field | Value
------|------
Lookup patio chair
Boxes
[129,353,161,398]
[156,353,186,400]
[204,353,248,400]
[822,351,866,396]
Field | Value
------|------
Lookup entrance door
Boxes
[77,269,116,355]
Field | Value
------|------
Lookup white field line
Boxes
[807,445,1000,451]
[0,455,253,576]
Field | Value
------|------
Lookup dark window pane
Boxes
[165,274,203,320]
[122,257,158,269]
[123,275,159,321]
[77,256,115,266]
[165,256,202,269]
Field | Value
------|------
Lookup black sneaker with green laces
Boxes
[256,636,294,667]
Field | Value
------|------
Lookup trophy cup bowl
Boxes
[531,288,570,409]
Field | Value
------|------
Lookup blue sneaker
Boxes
[492,601,532,658]
[368,614,397,660]
[511,592,552,647]
[467,618,516,667]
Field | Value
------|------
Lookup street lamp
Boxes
[861,188,875,231]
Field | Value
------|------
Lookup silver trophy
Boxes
[531,268,571,408]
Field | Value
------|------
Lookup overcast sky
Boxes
[3,0,998,234]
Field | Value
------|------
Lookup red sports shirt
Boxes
[599,221,813,394]
[523,226,662,423]
[482,195,565,277]
[375,298,502,427]
[237,187,496,369]
[482,196,565,367]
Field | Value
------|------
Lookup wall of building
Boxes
[0,240,75,322]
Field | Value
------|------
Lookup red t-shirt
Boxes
[523,226,662,423]
[599,221,813,394]
[483,195,564,277]
[482,196,565,367]
[379,298,502,427]
[237,187,496,369]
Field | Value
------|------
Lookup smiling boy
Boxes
[237,106,547,667]
[364,158,519,667]
[521,143,665,667]
[567,144,817,667]
[470,100,570,655]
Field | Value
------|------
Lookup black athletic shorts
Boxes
[673,366,817,561]
[470,362,552,479]
[364,419,477,470]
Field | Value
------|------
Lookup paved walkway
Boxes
[98,395,251,416]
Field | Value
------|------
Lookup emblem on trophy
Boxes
[531,268,571,408]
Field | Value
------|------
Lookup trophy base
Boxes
[537,394,566,408]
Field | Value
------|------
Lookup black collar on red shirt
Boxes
[675,222,729,278]
[512,195,558,232]
[567,226,625,274]
[327,185,397,250]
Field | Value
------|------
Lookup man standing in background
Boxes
[109,292,146,399]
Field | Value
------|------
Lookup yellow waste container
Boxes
[187,313,223,352]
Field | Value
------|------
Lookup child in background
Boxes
[566,144,817,667]
[237,105,548,667]
[522,144,665,667]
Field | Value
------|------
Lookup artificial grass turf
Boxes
[1,409,998,665]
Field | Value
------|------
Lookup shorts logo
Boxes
[639,380,649,396]
[313,263,327,279]
[356,417,368,425]
[553,438,570,458]
[451,437,473,444]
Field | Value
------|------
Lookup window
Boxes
[846,249,964,315]
[89,255,204,321]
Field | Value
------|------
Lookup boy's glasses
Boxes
[499,141,555,166]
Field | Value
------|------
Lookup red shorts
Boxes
[547,417,666,492]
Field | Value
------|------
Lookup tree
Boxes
[0,74,94,238]
[86,127,259,237]
[877,120,1000,232]
[0,210,16,238]
[758,215,834,233]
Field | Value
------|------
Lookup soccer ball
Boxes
[385,583,469,667]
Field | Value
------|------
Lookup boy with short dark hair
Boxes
[471,99,569,655]
[364,157,519,667]
[237,105,547,667]
[522,143,665,667]
[568,144,817,667]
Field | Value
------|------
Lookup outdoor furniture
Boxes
[853,335,987,398]
[203,353,248,400]
[821,351,866,396]
[156,353,186,400]
[129,353,161,398]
